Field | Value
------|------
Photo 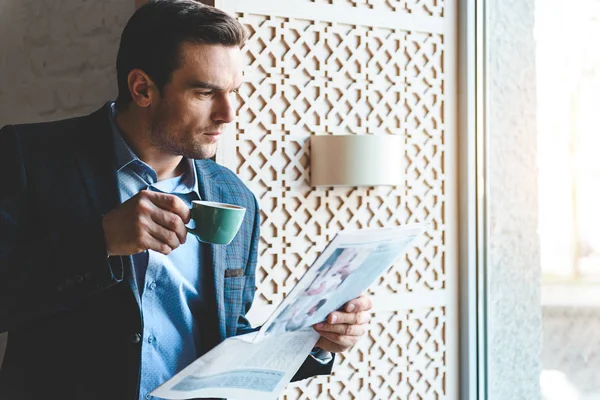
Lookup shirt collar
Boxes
[107,101,200,195]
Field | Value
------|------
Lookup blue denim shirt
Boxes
[108,103,204,400]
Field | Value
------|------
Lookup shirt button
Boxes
[148,334,156,344]
[148,281,157,290]
[130,333,142,344]
[145,393,151,399]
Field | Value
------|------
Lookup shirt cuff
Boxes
[309,347,334,365]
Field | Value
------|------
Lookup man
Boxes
[0,1,372,399]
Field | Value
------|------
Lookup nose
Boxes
[211,94,236,124]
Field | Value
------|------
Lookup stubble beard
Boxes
[149,108,218,160]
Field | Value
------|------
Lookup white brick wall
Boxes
[0,0,134,367]
[0,0,133,125]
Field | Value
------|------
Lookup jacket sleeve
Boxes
[291,352,335,382]
[0,125,124,334]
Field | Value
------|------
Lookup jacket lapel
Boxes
[195,160,227,342]
[73,104,120,216]
[72,103,141,307]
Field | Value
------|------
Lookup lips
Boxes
[203,132,222,143]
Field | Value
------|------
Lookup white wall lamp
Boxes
[310,134,405,187]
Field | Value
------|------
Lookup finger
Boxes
[144,190,191,223]
[142,230,175,255]
[135,208,181,252]
[137,193,187,244]
[314,322,366,336]
[327,310,370,325]
[317,330,359,349]
[343,295,373,313]
[146,223,182,252]
[150,208,188,244]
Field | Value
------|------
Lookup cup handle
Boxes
[186,216,197,234]
[186,226,203,241]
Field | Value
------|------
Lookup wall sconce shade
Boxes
[310,134,405,187]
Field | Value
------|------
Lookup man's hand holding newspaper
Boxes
[313,294,373,354]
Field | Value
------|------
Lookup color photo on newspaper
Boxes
[255,222,430,342]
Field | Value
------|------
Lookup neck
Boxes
[115,105,184,180]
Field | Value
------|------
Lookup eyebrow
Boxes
[187,80,242,92]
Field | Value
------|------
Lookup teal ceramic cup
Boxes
[187,200,246,245]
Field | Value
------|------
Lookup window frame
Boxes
[458,0,488,398]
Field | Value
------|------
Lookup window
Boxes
[482,0,600,398]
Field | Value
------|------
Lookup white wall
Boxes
[0,0,133,367]
[487,0,542,398]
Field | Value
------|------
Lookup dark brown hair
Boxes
[115,0,247,110]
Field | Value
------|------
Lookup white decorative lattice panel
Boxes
[217,0,456,398]
[304,0,444,18]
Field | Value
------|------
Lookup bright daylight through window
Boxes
[536,0,600,399]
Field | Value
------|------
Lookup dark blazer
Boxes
[0,104,332,400]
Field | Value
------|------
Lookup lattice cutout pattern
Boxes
[305,0,444,17]
[230,9,447,400]
[286,307,446,399]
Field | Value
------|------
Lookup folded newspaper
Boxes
[151,222,430,400]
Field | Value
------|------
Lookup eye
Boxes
[196,91,214,98]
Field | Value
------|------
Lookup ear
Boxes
[127,69,158,108]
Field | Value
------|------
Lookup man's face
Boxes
[147,42,243,160]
